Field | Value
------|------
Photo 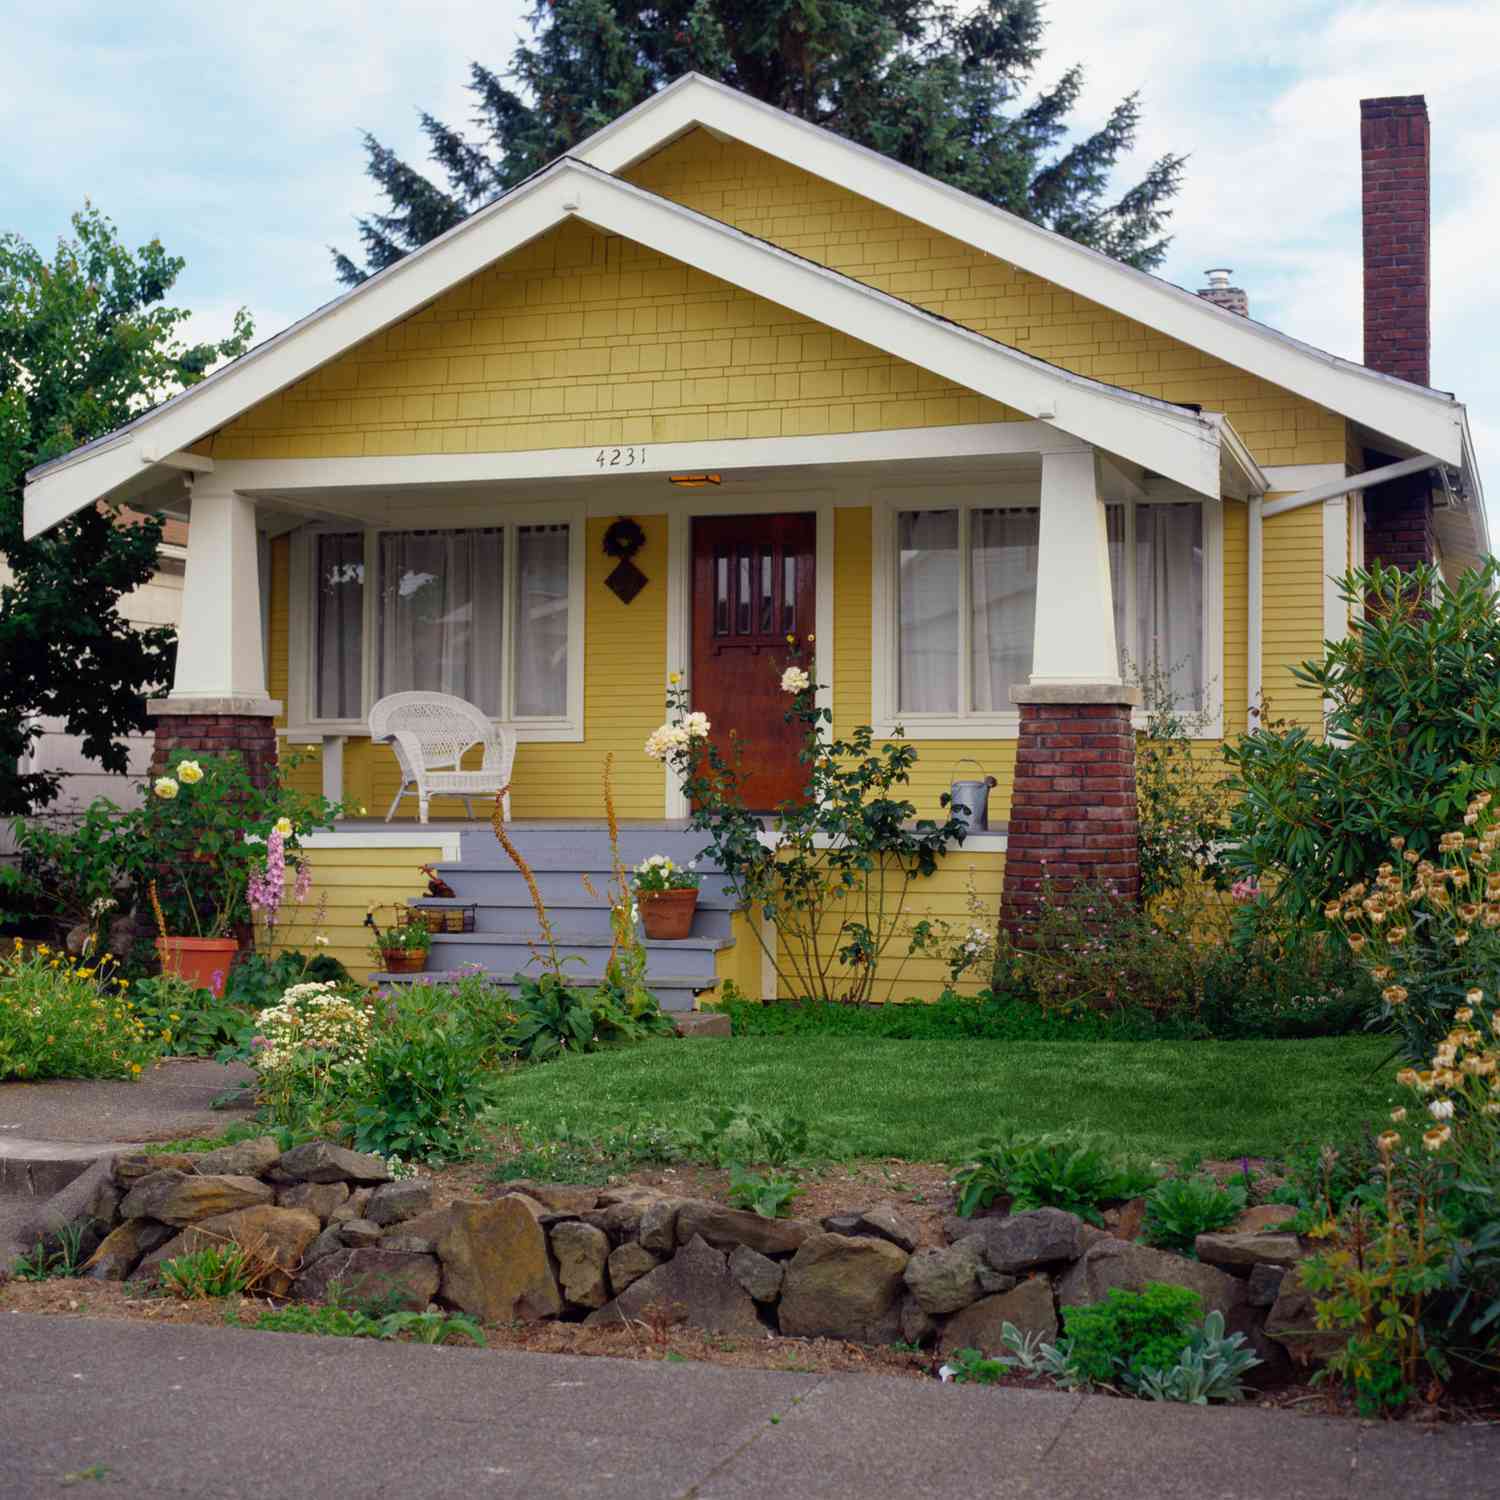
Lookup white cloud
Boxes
[5,0,1494,526]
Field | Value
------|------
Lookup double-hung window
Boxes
[302,517,581,738]
[880,493,1213,734]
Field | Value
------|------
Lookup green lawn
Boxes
[487,1035,1395,1163]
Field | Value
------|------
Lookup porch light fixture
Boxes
[669,473,721,487]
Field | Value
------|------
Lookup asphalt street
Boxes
[2,1313,1497,1499]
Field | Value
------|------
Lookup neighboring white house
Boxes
[0,514,186,853]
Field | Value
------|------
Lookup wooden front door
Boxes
[691,513,816,811]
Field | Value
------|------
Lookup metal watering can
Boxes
[949,758,998,833]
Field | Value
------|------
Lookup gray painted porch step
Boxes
[410,894,734,941]
[425,929,727,979]
[451,826,721,871]
[417,870,741,909]
[369,969,712,1013]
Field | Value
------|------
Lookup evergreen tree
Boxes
[335,0,1184,285]
[0,206,253,815]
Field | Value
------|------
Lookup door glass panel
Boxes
[737,550,752,634]
[782,555,797,634]
[759,548,774,632]
[714,551,730,636]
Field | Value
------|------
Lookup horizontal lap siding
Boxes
[274,846,440,981]
[1261,502,1326,734]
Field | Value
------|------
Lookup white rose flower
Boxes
[780,666,811,694]
[683,711,711,739]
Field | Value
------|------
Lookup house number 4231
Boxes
[595,445,647,469]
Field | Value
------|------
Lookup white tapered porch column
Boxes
[1004,442,1140,927]
[146,486,281,787]
[1027,445,1122,687]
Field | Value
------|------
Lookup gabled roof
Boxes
[574,74,1473,471]
[24,158,1241,536]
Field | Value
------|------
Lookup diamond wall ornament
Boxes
[605,557,648,605]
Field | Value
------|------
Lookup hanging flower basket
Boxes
[156,936,240,997]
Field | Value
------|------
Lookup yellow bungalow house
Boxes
[21,82,1487,1000]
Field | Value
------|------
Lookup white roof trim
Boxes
[574,74,1468,468]
[24,159,1226,536]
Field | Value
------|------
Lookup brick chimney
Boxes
[1361,95,1430,387]
[1196,268,1248,317]
[1360,95,1437,575]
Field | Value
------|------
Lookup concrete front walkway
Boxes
[1,1059,257,1258]
[2,1314,1496,1499]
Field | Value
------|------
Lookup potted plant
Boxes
[364,904,433,972]
[142,752,351,996]
[632,854,701,940]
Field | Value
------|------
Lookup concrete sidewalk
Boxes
[0,1058,256,1147]
[1,1314,1495,1499]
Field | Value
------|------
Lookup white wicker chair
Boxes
[368,691,515,824]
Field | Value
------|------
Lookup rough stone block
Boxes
[778,1233,909,1343]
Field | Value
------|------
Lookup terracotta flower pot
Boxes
[639,887,698,940]
[156,936,240,998]
[382,948,429,973]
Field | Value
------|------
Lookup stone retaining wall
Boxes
[17,1139,1330,1369]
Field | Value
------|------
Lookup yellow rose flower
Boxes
[153,777,179,800]
[274,816,294,838]
[177,760,204,784]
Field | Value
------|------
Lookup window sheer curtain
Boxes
[377,529,505,715]
[897,511,959,712]
[970,507,1038,712]
[514,525,569,716]
[1136,503,1204,709]
[315,533,365,719]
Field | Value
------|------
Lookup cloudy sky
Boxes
[5,0,1495,521]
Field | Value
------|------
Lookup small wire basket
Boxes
[419,905,476,934]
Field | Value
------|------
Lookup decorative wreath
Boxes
[602,517,646,560]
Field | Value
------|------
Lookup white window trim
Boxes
[871,482,1224,740]
[286,501,586,743]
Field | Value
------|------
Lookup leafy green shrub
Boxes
[1126,1310,1261,1403]
[349,1013,499,1162]
[223,950,352,1012]
[1061,1284,1204,1385]
[132,972,251,1058]
[655,657,964,1004]
[158,1243,256,1300]
[1223,561,1500,920]
[508,972,597,1060]
[1329,789,1500,1060]
[726,1165,802,1218]
[1142,1175,1247,1254]
[0,941,162,1081]
[954,1131,1159,1223]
